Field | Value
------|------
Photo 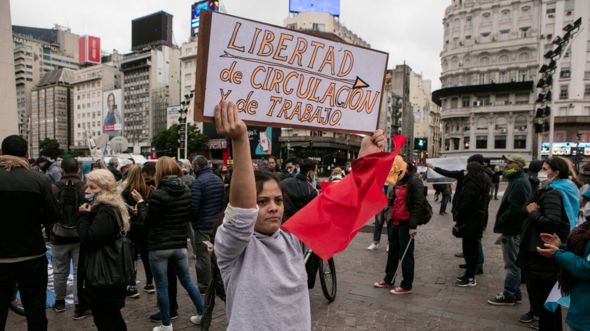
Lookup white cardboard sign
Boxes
[194,11,388,133]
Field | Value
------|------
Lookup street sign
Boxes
[194,11,388,134]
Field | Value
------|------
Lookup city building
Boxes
[0,0,17,142]
[12,25,80,148]
[538,0,590,158]
[30,68,75,157]
[178,39,202,132]
[284,12,370,47]
[121,46,180,153]
[71,64,122,151]
[433,0,590,162]
[433,0,541,161]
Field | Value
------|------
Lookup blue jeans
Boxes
[149,248,203,326]
[501,235,521,301]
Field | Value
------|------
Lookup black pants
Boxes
[0,256,48,331]
[92,306,127,331]
[130,237,153,286]
[526,270,562,331]
[384,223,414,289]
[462,238,479,278]
[305,253,320,289]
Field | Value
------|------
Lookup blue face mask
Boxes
[84,193,96,203]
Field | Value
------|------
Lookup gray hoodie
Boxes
[215,205,310,331]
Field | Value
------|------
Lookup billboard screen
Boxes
[289,0,340,16]
[167,105,181,128]
[87,36,101,63]
[103,89,123,135]
[191,0,219,32]
[132,11,173,50]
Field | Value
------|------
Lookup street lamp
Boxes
[177,91,194,160]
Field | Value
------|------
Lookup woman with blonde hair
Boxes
[330,167,344,182]
[77,169,130,330]
[140,156,203,331]
[122,165,154,297]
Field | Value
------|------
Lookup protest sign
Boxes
[194,10,388,133]
[425,157,468,183]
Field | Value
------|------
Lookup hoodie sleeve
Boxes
[433,167,464,180]
[214,205,259,272]
[554,243,590,280]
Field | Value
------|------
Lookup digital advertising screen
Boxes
[191,0,219,32]
[289,0,340,17]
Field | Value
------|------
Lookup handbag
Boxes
[85,209,135,288]
[452,224,465,238]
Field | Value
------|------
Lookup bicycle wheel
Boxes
[318,258,337,302]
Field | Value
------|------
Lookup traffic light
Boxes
[414,137,427,150]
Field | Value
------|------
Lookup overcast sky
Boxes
[10,0,448,90]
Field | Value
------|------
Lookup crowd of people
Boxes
[1,101,590,331]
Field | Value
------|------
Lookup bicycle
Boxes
[304,249,337,302]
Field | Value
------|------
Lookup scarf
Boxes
[548,179,580,229]
[0,155,31,171]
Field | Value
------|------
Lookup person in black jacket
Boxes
[488,154,532,306]
[143,157,204,330]
[0,135,59,331]
[190,155,225,292]
[374,158,426,294]
[517,158,572,331]
[77,169,130,331]
[455,162,492,287]
[282,158,319,288]
[427,154,488,273]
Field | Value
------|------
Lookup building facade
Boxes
[30,68,75,157]
[433,0,540,161]
[71,64,121,151]
[0,0,17,142]
[12,25,80,148]
[434,0,590,162]
[284,12,370,47]
[121,46,180,153]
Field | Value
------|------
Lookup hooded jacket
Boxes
[387,172,426,229]
[143,176,192,251]
[282,173,318,221]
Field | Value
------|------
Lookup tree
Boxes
[152,123,208,158]
[39,138,63,159]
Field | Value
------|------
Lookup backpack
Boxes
[418,199,433,225]
[52,180,82,238]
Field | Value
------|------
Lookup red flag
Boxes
[282,135,407,260]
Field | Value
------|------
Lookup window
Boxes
[452,138,460,150]
[560,85,569,99]
[584,84,590,98]
[462,97,470,107]
[451,98,459,108]
[444,139,450,151]
[494,136,507,149]
[520,27,529,38]
[546,8,556,14]
[560,68,571,78]
[476,136,488,149]
[514,136,527,149]
[476,117,488,130]
[464,137,470,149]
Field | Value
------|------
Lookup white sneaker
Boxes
[153,325,173,331]
[367,242,379,250]
[190,315,202,325]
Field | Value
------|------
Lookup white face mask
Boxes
[537,171,548,181]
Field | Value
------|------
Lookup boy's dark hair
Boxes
[1,135,28,157]
[300,158,318,175]
[285,157,300,166]
[141,161,156,177]
[61,157,79,174]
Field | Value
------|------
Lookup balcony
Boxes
[432,81,533,106]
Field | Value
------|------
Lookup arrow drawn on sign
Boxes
[220,51,370,89]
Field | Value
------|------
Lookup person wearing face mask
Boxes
[488,154,532,306]
[517,157,577,330]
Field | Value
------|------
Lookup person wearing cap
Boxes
[488,154,532,306]
[35,157,62,184]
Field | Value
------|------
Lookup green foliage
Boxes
[152,123,208,157]
[39,138,63,159]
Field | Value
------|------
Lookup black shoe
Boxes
[519,311,538,323]
[126,287,140,298]
[149,311,178,323]
[9,300,25,316]
[455,277,477,287]
[476,267,484,275]
[487,292,517,306]
[53,299,66,313]
[454,252,464,258]
[459,263,467,269]
[144,284,155,294]
[73,306,92,320]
